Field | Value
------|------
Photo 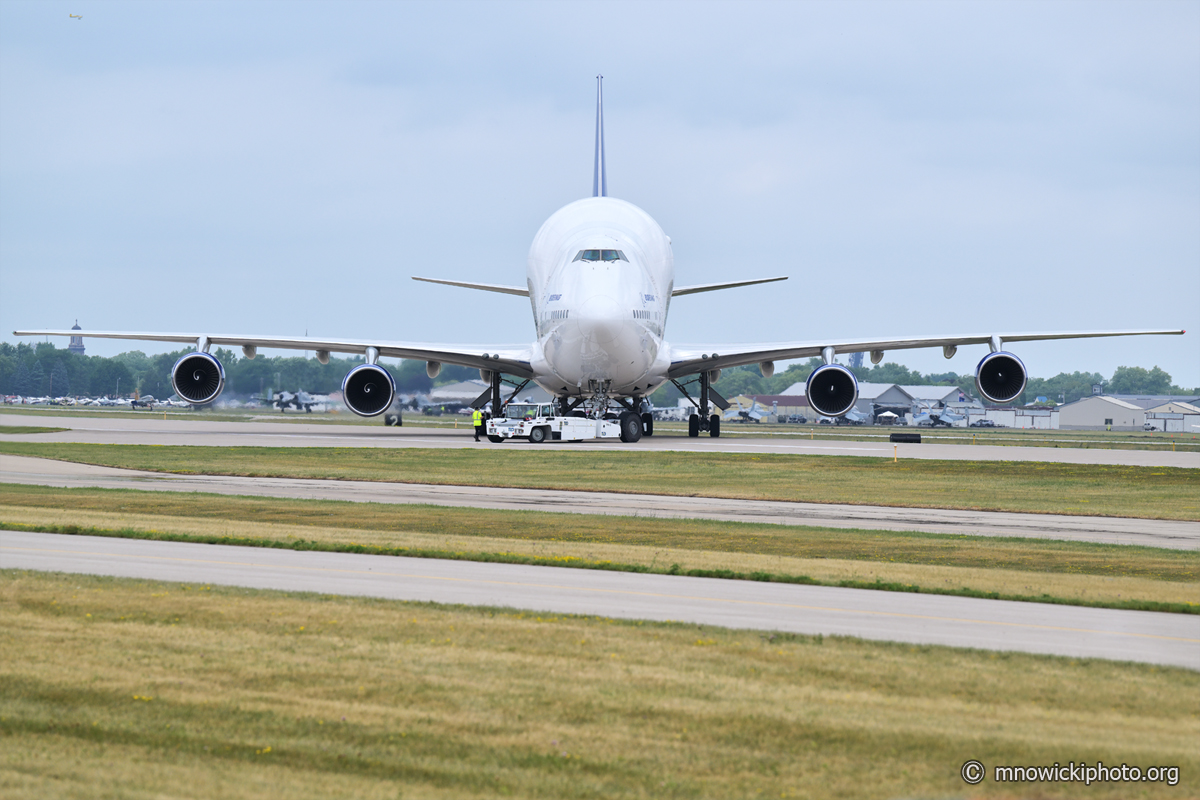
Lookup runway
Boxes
[3,413,1197,467]
[3,454,1195,549]
[4,531,1196,668]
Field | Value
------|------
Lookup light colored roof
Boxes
[1063,395,1143,411]
[898,384,961,401]
[1147,401,1200,414]
[749,394,808,405]
[1104,394,1200,409]
[856,382,913,400]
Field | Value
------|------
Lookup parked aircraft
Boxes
[912,403,965,428]
[15,78,1185,443]
[273,390,329,413]
[724,398,766,423]
[835,407,870,425]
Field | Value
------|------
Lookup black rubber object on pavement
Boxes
[890,432,922,443]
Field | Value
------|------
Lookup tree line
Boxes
[0,342,477,399]
[0,340,1193,406]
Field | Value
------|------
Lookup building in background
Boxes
[1144,401,1200,433]
[1059,395,1145,430]
[68,321,85,355]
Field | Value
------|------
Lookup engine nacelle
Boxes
[342,363,396,417]
[975,351,1027,404]
[170,352,225,405]
[805,363,859,418]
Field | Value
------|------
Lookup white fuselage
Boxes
[526,197,674,399]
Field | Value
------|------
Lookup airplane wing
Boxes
[667,329,1185,379]
[14,329,535,379]
[671,277,787,297]
[411,277,529,296]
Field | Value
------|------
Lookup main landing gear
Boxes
[618,411,642,443]
[683,370,721,438]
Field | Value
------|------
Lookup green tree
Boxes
[1108,366,1174,395]
[91,359,134,396]
[49,360,71,396]
[712,365,769,398]
[393,360,433,394]
[28,360,46,395]
[12,360,32,396]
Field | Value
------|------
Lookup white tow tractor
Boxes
[484,402,642,443]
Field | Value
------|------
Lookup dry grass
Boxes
[1,441,1197,520]
[4,505,1195,610]
[0,485,1196,612]
[2,570,1197,799]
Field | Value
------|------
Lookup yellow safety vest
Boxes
[472,410,483,425]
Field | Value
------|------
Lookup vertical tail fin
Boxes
[592,75,607,197]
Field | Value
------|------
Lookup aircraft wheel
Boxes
[529,426,548,444]
[619,411,643,443]
[688,414,700,437]
[487,435,505,443]
[641,412,653,437]
[709,415,721,438]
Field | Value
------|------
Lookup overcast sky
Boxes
[2,0,1197,386]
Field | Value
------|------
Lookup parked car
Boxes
[786,414,807,424]
[970,419,997,428]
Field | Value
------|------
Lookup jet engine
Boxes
[974,351,1027,404]
[342,363,396,417]
[170,352,225,405]
[805,363,859,418]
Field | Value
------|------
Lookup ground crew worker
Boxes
[473,408,484,441]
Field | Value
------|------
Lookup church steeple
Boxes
[68,320,85,355]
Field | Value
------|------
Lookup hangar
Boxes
[1145,401,1200,433]
[1059,395,1145,430]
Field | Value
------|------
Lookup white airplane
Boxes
[15,78,1185,443]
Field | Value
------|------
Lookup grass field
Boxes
[1,440,1196,520]
[0,427,67,435]
[2,570,1196,800]
[1,485,1195,612]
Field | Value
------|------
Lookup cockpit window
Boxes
[572,249,627,263]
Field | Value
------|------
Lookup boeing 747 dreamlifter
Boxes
[17,78,1184,442]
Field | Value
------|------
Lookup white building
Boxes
[1145,401,1200,433]
[1058,395,1146,430]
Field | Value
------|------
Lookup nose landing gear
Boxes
[618,411,643,443]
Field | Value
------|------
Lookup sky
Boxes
[1,0,1197,387]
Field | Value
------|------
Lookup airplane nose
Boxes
[577,295,622,344]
